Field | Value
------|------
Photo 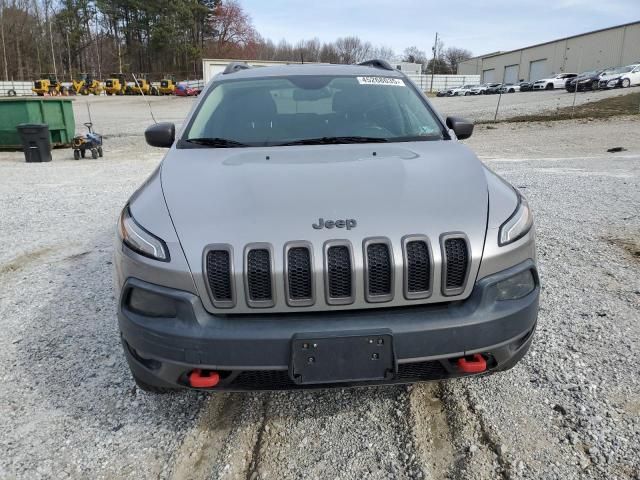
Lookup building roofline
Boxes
[467,20,640,62]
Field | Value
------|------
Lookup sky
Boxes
[240,0,640,57]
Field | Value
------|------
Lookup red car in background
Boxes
[174,84,201,96]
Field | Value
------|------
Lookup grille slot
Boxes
[403,237,432,299]
[285,243,314,306]
[205,247,234,307]
[442,235,470,296]
[364,239,394,302]
[325,243,354,304]
[245,246,274,307]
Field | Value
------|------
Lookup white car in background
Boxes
[500,83,520,93]
[599,64,640,89]
[469,84,491,95]
[533,73,578,90]
[450,84,477,96]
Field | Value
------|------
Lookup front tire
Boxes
[73,149,80,160]
[545,83,554,90]
[91,148,98,159]
[622,78,631,88]
[97,146,103,157]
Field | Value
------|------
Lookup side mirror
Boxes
[446,116,474,140]
[145,122,175,148]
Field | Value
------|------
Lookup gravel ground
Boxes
[0,97,639,479]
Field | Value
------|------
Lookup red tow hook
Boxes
[457,354,487,373]
[188,369,220,388]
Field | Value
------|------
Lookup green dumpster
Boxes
[0,97,75,149]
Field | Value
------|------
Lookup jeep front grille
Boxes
[442,235,470,296]
[364,239,393,302]
[203,233,472,310]
[403,236,432,299]
[325,242,354,305]
[285,243,314,306]
[245,246,274,307]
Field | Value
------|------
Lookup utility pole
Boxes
[429,32,438,93]
[0,0,9,81]
[94,9,101,78]
[117,38,122,74]
[66,32,72,81]
[45,0,57,77]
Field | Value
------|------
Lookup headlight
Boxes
[495,270,536,300]
[499,192,533,246]
[118,206,169,261]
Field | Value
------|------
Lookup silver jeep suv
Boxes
[115,60,539,392]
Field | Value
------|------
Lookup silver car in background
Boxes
[114,60,539,392]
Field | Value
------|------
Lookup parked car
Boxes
[450,84,477,96]
[565,70,608,92]
[436,89,449,97]
[599,64,640,89]
[117,60,539,392]
[518,82,533,92]
[468,84,491,95]
[175,83,201,96]
[484,83,503,94]
[532,73,578,90]
[500,83,520,93]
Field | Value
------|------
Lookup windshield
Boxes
[183,75,444,147]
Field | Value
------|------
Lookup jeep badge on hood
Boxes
[312,218,357,230]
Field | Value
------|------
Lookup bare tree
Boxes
[209,0,256,56]
[443,46,472,74]
[402,46,427,64]
[370,45,395,62]
[335,36,371,64]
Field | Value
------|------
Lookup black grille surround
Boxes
[244,244,275,307]
[324,241,355,305]
[204,246,234,308]
[363,238,394,303]
[202,235,472,310]
[284,242,314,307]
[402,235,433,300]
[441,234,471,296]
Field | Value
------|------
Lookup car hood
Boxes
[161,141,489,281]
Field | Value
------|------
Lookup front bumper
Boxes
[119,260,539,391]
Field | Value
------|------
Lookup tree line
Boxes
[0,0,472,81]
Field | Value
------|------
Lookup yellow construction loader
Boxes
[32,73,68,96]
[72,73,103,95]
[104,73,127,95]
[158,75,177,95]
[128,74,158,95]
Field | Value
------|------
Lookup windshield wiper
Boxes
[276,136,389,146]
[184,137,248,147]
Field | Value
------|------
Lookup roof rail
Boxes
[223,62,251,75]
[358,59,395,71]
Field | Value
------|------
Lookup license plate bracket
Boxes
[290,331,395,385]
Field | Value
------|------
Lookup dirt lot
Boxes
[0,96,639,480]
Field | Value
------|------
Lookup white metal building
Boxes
[458,21,640,83]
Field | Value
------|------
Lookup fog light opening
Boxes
[495,269,536,301]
